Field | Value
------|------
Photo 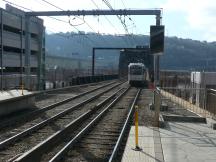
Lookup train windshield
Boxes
[130,66,143,75]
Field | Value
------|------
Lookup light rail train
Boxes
[128,63,149,86]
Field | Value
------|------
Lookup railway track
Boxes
[0,81,117,131]
[35,80,116,107]
[10,87,140,162]
[0,81,125,161]
[0,81,113,126]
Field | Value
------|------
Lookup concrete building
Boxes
[0,4,45,90]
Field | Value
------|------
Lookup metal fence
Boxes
[0,68,119,91]
[206,89,216,118]
[159,70,216,119]
[0,74,37,90]
[158,87,216,119]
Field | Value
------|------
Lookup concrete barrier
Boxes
[162,114,206,123]
[0,90,36,116]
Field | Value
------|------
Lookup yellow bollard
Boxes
[134,105,142,151]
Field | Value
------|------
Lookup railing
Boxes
[206,89,216,118]
[0,74,119,91]
[157,87,216,119]
[0,74,37,90]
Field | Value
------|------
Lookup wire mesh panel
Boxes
[159,70,216,119]
[159,87,212,117]
[0,74,37,90]
[206,89,216,119]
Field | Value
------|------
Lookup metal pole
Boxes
[25,15,31,90]
[42,28,46,90]
[154,15,161,87]
[20,15,23,89]
[37,23,43,90]
[92,48,95,76]
[54,69,56,89]
[154,90,161,127]
[1,9,3,91]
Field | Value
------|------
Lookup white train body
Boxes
[128,63,148,86]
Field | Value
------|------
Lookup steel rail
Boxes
[13,87,125,162]
[41,79,118,94]
[0,80,106,104]
[49,87,131,162]
[0,81,116,129]
[109,88,141,162]
[0,82,121,149]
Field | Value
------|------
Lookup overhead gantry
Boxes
[24,9,162,89]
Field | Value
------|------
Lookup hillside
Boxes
[46,32,216,71]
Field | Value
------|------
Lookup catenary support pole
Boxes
[25,15,31,90]
[20,15,23,90]
[1,9,3,91]
[92,48,95,76]
[154,15,161,87]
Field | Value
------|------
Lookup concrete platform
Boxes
[0,89,36,116]
[121,126,164,162]
[122,122,216,162]
[160,122,216,162]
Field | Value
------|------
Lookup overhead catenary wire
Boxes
[102,0,129,34]
[104,1,133,46]
[39,0,109,45]
[38,0,100,45]
[3,0,143,46]
[2,0,96,46]
[119,0,140,45]
[90,0,129,46]
[102,0,137,46]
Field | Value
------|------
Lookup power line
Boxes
[40,0,64,11]
[39,0,108,45]
[3,0,32,11]
[119,0,139,45]
[37,0,99,45]
[90,0,129,46]
[120,0,126,8]
[3,0,97,46]
[102,0,128,33]
[102,0,136,46]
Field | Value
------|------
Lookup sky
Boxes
[0,0,216,42]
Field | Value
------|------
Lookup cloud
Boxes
[1,0,215,41]
[162,0,216,41]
